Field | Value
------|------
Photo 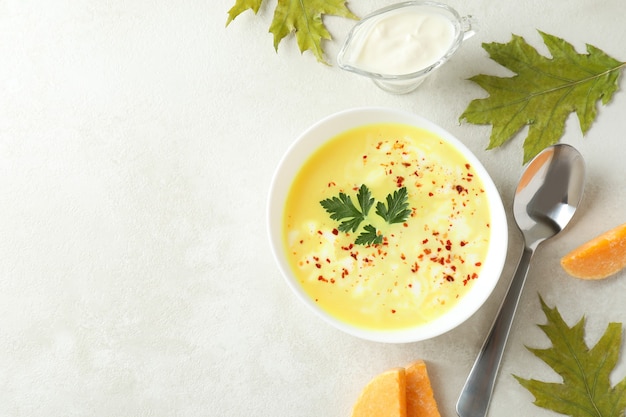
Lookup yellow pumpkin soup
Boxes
[283,123,491,330]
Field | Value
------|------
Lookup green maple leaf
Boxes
[514,296,626,417]
[226,0,263,25]
[226,0,358,64]
[461,31,626,164]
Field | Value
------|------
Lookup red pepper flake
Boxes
[326,258,331,263]
[376,141,383,149]
[330,278,336,284]
[332,228,339,235]
[428,192,434,197]
[350,252,358,260]
[422,238,429,244]
[315,263,321,269]
[402,162,411,167]
[391,309,397,314]
[362,155,367,160]
[465,163,471,169]
[445,275,455,282]
[455,185,467,194]
[318,276,328,282]
[396,176,405,187]
[475,262,482,267]
[317,230,323,235]
[424,248,432,255]
[327,181,336,187]
[411,262,420,273]
[445,240,452,251]
[403,222,409,228]
[400,253,406,260]
[341,268,349,278]
[460,240,467,246]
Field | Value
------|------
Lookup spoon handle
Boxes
[456,246,534,417]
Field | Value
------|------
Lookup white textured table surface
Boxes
[1,1,625,416]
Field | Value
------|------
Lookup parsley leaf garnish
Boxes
[320,185,373,233]
[355,224,383,246]
[320,185,412,245]
[356,184,375,217]
[320,192,363,232]
[376,187,411,224]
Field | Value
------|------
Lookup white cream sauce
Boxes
[353,10,456,75]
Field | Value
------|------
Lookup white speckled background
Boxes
[1,0,625,416]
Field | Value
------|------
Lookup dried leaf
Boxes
[226,0,358,64]
[226,0,263,25]
[461,31,626,163]
[514,296,626,417]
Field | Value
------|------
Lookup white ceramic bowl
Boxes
[267,107,507,343]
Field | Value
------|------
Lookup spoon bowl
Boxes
[456,144,585,417]
[514,145,585,248]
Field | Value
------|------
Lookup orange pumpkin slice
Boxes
[351,368,407,417]
[405,360,441,417]
[350,362,441,417]
[561,222,626,279]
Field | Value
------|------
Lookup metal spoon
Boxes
[456,144,585,417]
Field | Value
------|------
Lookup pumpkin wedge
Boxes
[351,368,407,417]
[406,360,441,417]
[351,361,441,417]
[561,222,626,279]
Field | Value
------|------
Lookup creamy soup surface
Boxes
[283,123,491,330]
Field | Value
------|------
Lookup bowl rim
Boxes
[267,107,508,343]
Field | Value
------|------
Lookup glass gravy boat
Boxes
[337,1,477,94]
